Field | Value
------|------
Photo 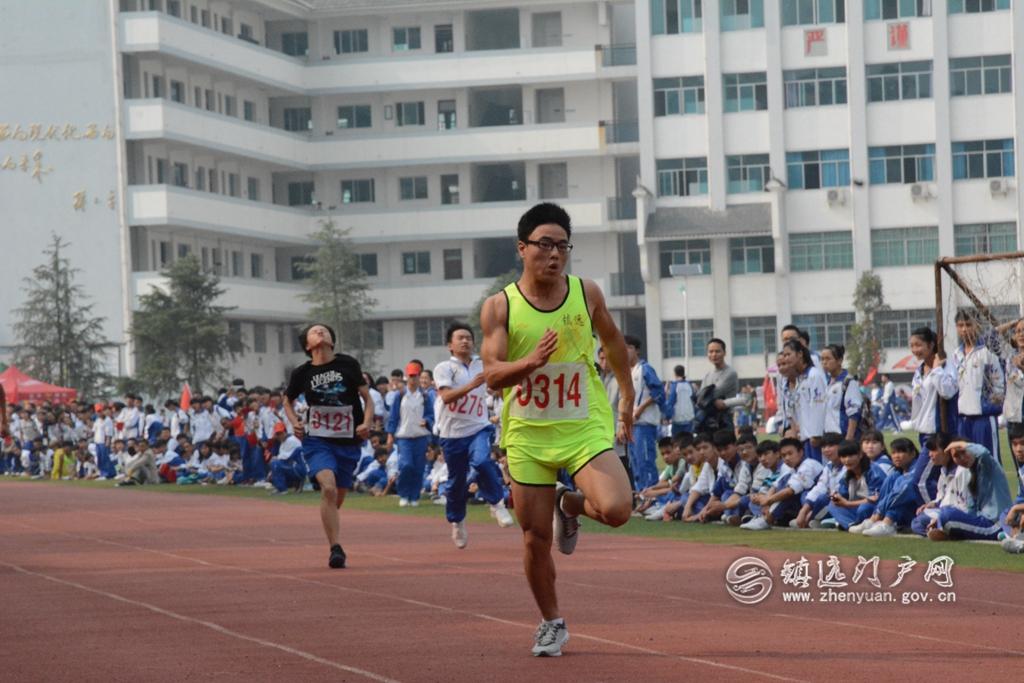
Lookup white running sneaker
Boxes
[531,620,569,657]
[410,500,420,507]
[848,519,876,535]
[788,519,800,528]
[1001,536,1024,554]
[552,483,580,555]
[644,505,666,521]
[863,521,896,538]
[808,520,823,529]
[490,501,515,528]
[451,521,468,549]
[398,498,409,507]
[740,517,771,531]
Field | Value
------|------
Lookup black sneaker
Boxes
[328,544,346,569]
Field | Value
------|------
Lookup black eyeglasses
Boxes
[524,239,573,254]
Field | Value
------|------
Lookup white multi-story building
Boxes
[1,0,1021,391]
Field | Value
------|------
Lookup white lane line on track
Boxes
[0,559,401,683]
[1,519,804,683]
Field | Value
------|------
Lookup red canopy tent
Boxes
[0,366,78,405]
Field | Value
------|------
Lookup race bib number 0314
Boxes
[508,363,589,421]
[307,405,354,439]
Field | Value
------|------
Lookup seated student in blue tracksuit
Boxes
[828,442,887,532]
[679,432,719,521]
[858,437,939,537]
[727,440,785,526]
[356,447,391,493]
[911,434,956,536]
[860,429,894,476]
[794,432,845,528]
[741,437,823,530]
[698,430,751,522]
[999,426,1024,553]
[919,438,1011,541]
[269,422,307,494]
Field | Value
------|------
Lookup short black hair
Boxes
[890,437,919,457]
[781,324,800,336]
[924,433,952,452]
[782,339,813,368]
[737,432,758,447]
[657,436,673,449]
[1009,424,1024,444]
[674,364,686,379]
[672,433,694,450]
[778,437,803,453]
[446,321,474,344]
[712,429,736,448]
[297,323,337,358]
[838,440,860,457]
[693,432,714,447]
[755,440,779,455]
[707,337,727,352]
[820,432,843,447]
[517,202,572,243]
[623,335,642,350]
[390,368,404,378]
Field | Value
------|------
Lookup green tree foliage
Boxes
[299,220,378,368]
[13,234,108,396]
[846,271,890,380]
[132,255,237,396]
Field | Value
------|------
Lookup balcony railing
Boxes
[599,44,637,67]
[610,271,645,297]
[607,196,637,220]
[602,120,639,144]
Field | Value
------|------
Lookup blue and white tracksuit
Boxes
[778,367,827,462]
[751,456,823,524]
[999,460,1024,538]
[802,459,846,521]
[386,388,434,503]
[910,361,959,446]
[713,456,752,521]
[630,360,665,491]
[953,341,1006,464]
[913,444,1011,540]
[874,452,937,528]
[733,462,786,521]
[270,435,307,492]
[824,371,864,441]
[828,463,887,530]
[664,379,695,437]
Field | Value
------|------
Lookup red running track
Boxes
[1,482,1022,682]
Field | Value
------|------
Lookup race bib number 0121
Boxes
[508,363,589,421]
[307,405,354,439]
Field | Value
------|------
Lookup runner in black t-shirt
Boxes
[284,323,373,569]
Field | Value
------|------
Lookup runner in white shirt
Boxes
[434,322,514,548]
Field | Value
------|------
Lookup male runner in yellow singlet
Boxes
[480,202,635,657]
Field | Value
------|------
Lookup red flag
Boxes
[863,367,878,385]
[180,382,192,410]
[762,374,777,418]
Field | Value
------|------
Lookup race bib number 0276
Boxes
[307,405,354,438]
[508,363,589,421]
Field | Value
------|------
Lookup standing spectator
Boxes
[664,365,695,437]
[909,326,958,446]
[952,309,1006,464]
[92,405,115,479]
[698,338,739,432]
[191,397,215,448]
[386,362,435,507]
[625,336,664,492]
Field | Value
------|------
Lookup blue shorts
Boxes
[304,437,361,490]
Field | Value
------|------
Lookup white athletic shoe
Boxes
[398,498,409,507]
[532,620,569,657]
[1001,536,1024,554]
[808,520,823,529]
[490,501,515,528]
[410,500,420,507]
[432,495,446,506]
[644,505,666,521]
[863,521,897,538]
[848,519,876,535]
[552,483,580,555]
[788,519,800,528]
[740,517,771,531]
[451,521,468,549]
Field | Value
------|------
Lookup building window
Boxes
[952,139,1015,180]
[721,0,765,30]
[871,226,939,267]
[435,24,454,52]
[337,105,371,129]
[441,174,460,205]
[726,154,771,193]
[194,167,205,191]
[864,0,931,18]
[205,89,215,112]
[656,157,708,196]
[290,255,313,280]
[786,149,850,189]
[399,176,428,200]
[402,251,431,275]
[228,321,243,355]
[393,26,421,50]
[151,75,164,99]
[729,236,775,274]
[351,321,384,350]
[250,253,264,279]
[221,17,233,35]
[334,29,369,54]
[358,253,378,276]
[651,0,703,34]
[878,309,935,348]
[782,0,846,24]
[414,318,449,347]
[662,319,714,358]
[232,251,244,277]
[157,241,171,267]
[733,316,778,356]
[443,249,463,280]
[658,239,711,277]
[866,61,933,102]
[793,312,855,348]
[253,323,267,353]
[869,144,935,184]
[654,76,705,116]
[341,179,375,204]
[287,181,314,206]
[193,86,202,108]
[243,100,255,122]
[228,173,240,198]
[177,244,191,259]
[246,177,260,201]
[224,96,236,117]
[169,80,185,103]
[207,168,217,193]
[783,67,848,108]
[950,55,1012,96]
[283,107,312,132]
[172,162,188,188]
[954,222,1017,256]
[723,72,768,112]
[166,0,181,17]
[281,32,308,56]
[790,231,854,271]
[948,0,1010,12]
[154,158,167,184]
[396,101,426,126]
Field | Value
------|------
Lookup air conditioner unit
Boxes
[910,182,933,200]
[990,178,1011,196]
[826,187,847,207]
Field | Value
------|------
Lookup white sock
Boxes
[544,617,564,627]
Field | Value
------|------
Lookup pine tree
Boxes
[131,255,238,396]
[13,234,108,396]
[300,220,378,368]
[846,271,890,380]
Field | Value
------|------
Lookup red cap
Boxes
[405,361,422,377]
[94,403,104,412]
[272,422,287,435]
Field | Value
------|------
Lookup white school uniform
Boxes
[910,362,958,434]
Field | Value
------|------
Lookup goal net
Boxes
[936,252,1024,360]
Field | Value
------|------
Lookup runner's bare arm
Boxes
[583,279,635,441]
[283,396,304,439]
[480,292,557,390]
[357,385,373,439]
